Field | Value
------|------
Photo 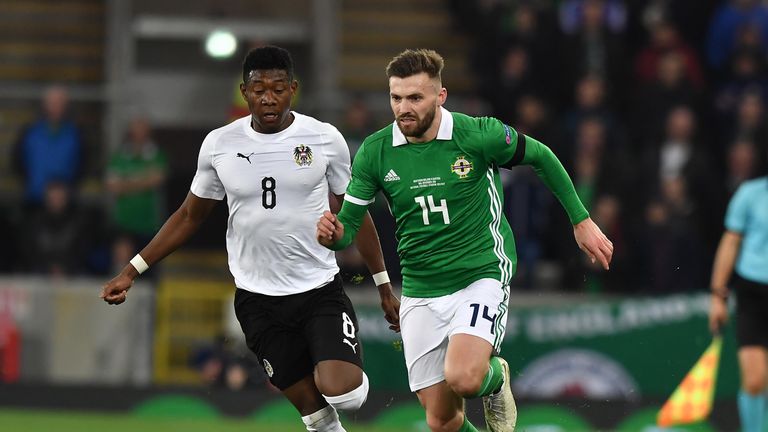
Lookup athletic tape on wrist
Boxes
[130,254,149,274]
[372,271,390,286]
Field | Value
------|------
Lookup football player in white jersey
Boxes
[101,46,400,432]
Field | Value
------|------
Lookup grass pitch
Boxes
[0,409,418,432]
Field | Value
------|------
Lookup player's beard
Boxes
[397,105,437,140]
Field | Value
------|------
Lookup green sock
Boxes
[458,415,479,432]
[471,356,504,398]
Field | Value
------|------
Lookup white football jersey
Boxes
[190,113,351,295]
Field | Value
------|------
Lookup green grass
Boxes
[0,409,413,432]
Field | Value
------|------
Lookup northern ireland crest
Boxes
[450,156,473,178]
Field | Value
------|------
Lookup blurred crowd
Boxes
[443,0,768,293]
[2,0,768,297]
[1,85,167,278]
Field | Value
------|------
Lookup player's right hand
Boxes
[708,293,728,335]
[316,210,344,247]
[100,273,133,305]
[573,217,613,270]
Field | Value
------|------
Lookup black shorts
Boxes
[734,273,768,348]
[234,275,363,390]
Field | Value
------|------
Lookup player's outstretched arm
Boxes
[517,135,613,269]
[101,192,218,305]
[708,230,741,334]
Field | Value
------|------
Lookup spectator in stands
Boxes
[634,20,704,89]
[724,91,768,152]
[633,51,703,146]
[487,45,540,122]
[725,139,760,194]
[636,0,719,55]
[715,49,768,117]
[641,177,706,293]
[106,117,168,274]
[559,0,627,35]
[563,74,622,154]
[19,180,87,276]
[642,106,712,198]
[559,0,628,106]
[642,106,723,257]
[707,0,768,70]
[12,85,83,208]
[505,3,559,102]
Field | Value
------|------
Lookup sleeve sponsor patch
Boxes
[502,124,512,145]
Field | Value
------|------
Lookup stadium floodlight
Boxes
[205,29,237,59]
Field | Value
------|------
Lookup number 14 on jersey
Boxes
[414,195,450,225]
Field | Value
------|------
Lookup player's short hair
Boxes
[386,49,444,81]
[242,46,294,83]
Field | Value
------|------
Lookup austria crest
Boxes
[293,144,313,166]
[450,155,473,178]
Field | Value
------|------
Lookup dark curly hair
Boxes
[242,46,294,83]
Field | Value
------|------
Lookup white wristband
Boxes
[372,271,390,286]
[129,254,149,274]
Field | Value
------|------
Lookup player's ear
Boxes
[291,79,299,93]
[438,87,447,106]
[239,82,247,101]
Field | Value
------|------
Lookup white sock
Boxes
[301,404,346,432]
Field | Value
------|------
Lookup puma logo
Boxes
[237,152,254,164]
[343,338,358,354]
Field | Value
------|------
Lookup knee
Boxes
[426,411,464,432]
[316,373,363,397]
[742,374,766,395]
[322,372,369,411]
[445,367,484,397]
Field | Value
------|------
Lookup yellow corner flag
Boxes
[657,337,723,427]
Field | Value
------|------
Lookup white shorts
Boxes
[400,278,510,392]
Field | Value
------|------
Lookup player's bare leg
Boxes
[444,334,494,396]
[738,347,768,432]
[282,374,329,415]
[315,359,366,402]
[445,334,516,432]
[282,375,346,432]
[416,381,466,432]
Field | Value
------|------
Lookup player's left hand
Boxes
[573,217,613,270]
[378,283,401,333]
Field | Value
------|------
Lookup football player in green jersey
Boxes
[317,49,613,432]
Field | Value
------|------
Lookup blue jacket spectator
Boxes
[13,86,82,206]
[707,0,768,69]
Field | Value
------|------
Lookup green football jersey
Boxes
[339,108,588,298]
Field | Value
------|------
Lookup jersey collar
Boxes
[392,106,453,146]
